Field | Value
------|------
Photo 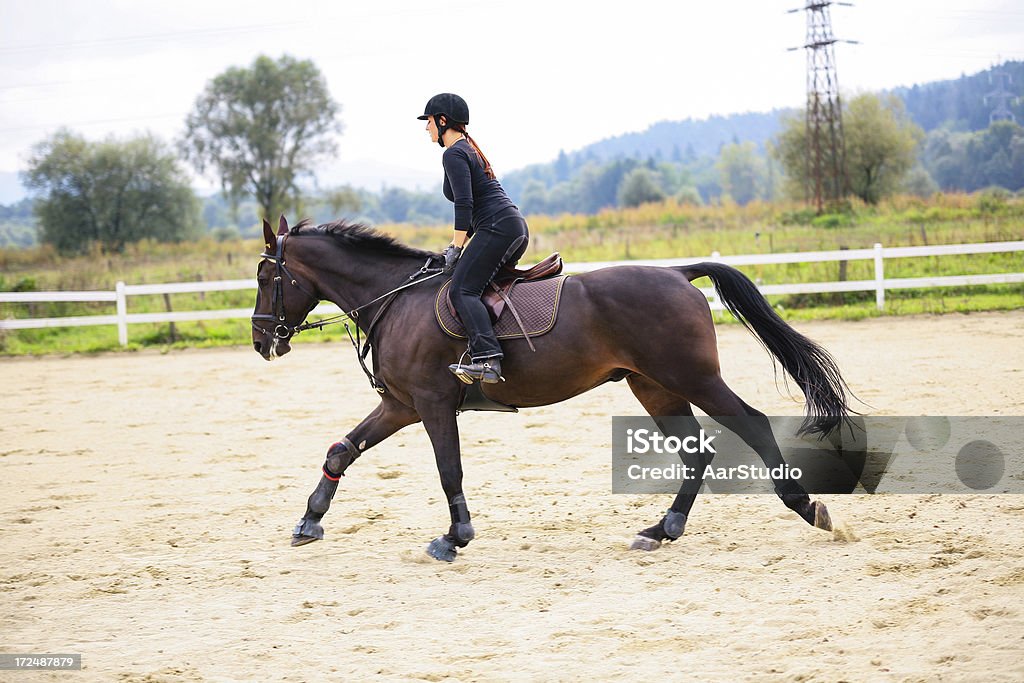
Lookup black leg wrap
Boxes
[291,474,339,547]
[306,475,339,520]
[324,437,361,479]
[446,493,474,546]
[425,493,475,560]
[446,524,475,547]
[637,509,687,542]
[662,510,687,540]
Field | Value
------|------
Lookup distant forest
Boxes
[3,61,1023,247]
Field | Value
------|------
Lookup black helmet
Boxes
[417,93,469,124]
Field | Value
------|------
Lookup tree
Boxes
[844,94,923,204]
[772,93,923,205]
[181,54,341,220]
[901,165,939,197]
[674,185,703,206]
[716,142,765,205]
[519,179,550,215]
[323,185,362,216]
[23,129,200,254]
[919,121,1024,193]
[617,167,666,208]
[553,150,571,182]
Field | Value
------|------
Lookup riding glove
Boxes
[443,245,463,273]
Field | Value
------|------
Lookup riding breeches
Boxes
[450,209,529,360]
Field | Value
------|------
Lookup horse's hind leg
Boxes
[626,375,712,551]
[685,376,833,532]
[292,397,421,547]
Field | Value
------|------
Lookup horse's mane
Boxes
[289,218,437,260]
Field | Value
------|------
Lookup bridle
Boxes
[250,233,446,392]
[250,234,319,342]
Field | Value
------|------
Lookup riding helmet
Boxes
[417,93,469,124]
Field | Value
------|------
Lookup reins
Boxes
[299,258,445,394]
[251,235,444,394]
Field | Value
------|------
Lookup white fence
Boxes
[2,240,1022,347]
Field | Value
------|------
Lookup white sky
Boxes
[1,0,1022,197]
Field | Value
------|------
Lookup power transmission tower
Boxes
[985,66,1018,124]
[788,2,857,213]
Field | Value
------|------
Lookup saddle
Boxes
[445,252,563,322]
[436,253,567,343]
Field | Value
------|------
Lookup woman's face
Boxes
[424,115,445,144]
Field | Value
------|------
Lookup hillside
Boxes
[504,60,1024,191]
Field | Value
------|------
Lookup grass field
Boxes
[1,193,1022,355]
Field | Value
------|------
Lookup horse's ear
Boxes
[262,218,276,252]
[278,215,289,236]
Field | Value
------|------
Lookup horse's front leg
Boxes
[291,397,420,547]
[415,401,473,562]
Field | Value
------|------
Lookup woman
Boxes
[418,93,529,384]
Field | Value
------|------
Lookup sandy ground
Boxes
[2,311,1024,682]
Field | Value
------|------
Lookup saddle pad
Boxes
[435,276,568,340]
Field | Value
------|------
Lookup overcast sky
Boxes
[1,0,1022,200]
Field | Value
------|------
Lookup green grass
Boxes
[1,193,1022,356]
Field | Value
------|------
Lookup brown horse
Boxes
[251,217,852,561]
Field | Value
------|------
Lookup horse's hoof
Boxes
[426,535,458,562]
[291,519,323,547]
[630,535,662,551]
[813,501,833,532]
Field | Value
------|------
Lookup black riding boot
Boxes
[449,357,503,384]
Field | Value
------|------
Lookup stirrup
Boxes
[449,359,504,385]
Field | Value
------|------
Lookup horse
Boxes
[251,216,853,561]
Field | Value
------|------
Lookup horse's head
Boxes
[251,216,320,361]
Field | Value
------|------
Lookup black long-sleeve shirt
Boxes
[442,139,516,235]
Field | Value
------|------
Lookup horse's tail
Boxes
[676,262,854,436]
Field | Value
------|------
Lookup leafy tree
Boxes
[519,179,550,215]
[772,93,923,205]
[921,121,1024,192]
[379,186,414,223]
[181,54,341,220]
[23,130,200,253]
[553,150,571,182]
[0,198,37,248]
[901,165,939,197]
[716,141,766,205]
[580,159,641,211]
[618,167,666,207]
[844,94,923,203]
[675,185,703,206]
[323,185,362,216]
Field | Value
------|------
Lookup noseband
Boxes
[251,235,317,342]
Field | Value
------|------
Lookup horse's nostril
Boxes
[253,341,262,354]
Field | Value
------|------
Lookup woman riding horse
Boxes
[419,93,529,385]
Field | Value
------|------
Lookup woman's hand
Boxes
[443,244,463,273]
